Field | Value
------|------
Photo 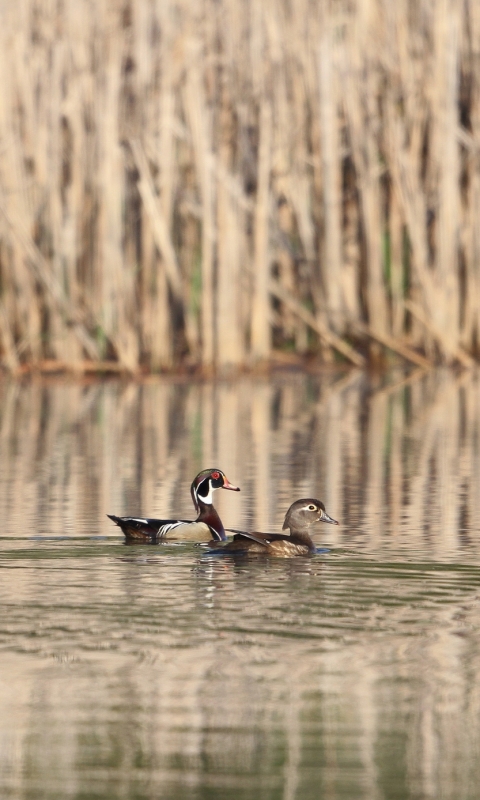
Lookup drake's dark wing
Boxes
[107,515,191,537]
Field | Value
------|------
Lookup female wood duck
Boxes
[108,468,240,543]
[209,498,338,556]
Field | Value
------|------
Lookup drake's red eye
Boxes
[211,471,220,479]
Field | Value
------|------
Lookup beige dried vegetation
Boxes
[0,0,478,372]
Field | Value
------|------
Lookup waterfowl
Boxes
[210,498,338,556]
[108,468,240,543]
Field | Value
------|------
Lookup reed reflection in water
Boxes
[0,370,480,800]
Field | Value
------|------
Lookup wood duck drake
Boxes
[108,468,240,543]
[209,498,338,556]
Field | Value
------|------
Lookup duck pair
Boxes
[108,468,338,556]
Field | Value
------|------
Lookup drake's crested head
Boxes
[282,499,338,531]
[191,468,240,510]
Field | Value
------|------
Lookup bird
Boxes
[108,468,240,543]
[208,498,338,556]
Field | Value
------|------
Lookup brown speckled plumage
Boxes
[211,498,338,557]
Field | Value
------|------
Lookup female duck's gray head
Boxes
[282,499,338,531]
[191,468,240,511]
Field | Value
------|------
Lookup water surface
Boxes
[1,370,480,800]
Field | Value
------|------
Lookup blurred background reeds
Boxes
[0,0,478,372]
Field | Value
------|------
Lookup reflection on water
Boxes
[1,370,480,799]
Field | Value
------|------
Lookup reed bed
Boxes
[0,0,478,371]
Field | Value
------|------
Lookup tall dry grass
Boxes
[0,0,478,371]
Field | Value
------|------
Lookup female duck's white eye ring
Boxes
[308,504,317,511]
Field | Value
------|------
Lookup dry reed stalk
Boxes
[342,3,389,345]
[385,0,466,364]
[275,203,306,352]
[216,76,245,367]
[268,28,305,351]
[0,33,43,360]
[386,114,452,360]
[352,320,432,369]
[49,38,84,364]
[270,278,365,367]
[318,29,342,329]
[0,205,100,360]
[139,198,160,367]
[404,300,474,367]
[462,0,480,350]
[251,98,272,361]
[389,189,405,338]
[431,0,461,352]
[287,161,316,351]
[147,243,173,369]
[0,300,19,371]
[97,27,139,371]
[217,182,244,367]
[281,5,320,350]
[131,140,183,302]
[183,38,215,368]
[130,2,175,369]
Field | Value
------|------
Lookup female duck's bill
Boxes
[208,498,338,557]
[108,468,240,543]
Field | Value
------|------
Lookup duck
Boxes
[208,498,338,556]
[108,468,240,543]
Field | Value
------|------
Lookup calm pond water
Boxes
[1,369,480,800]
